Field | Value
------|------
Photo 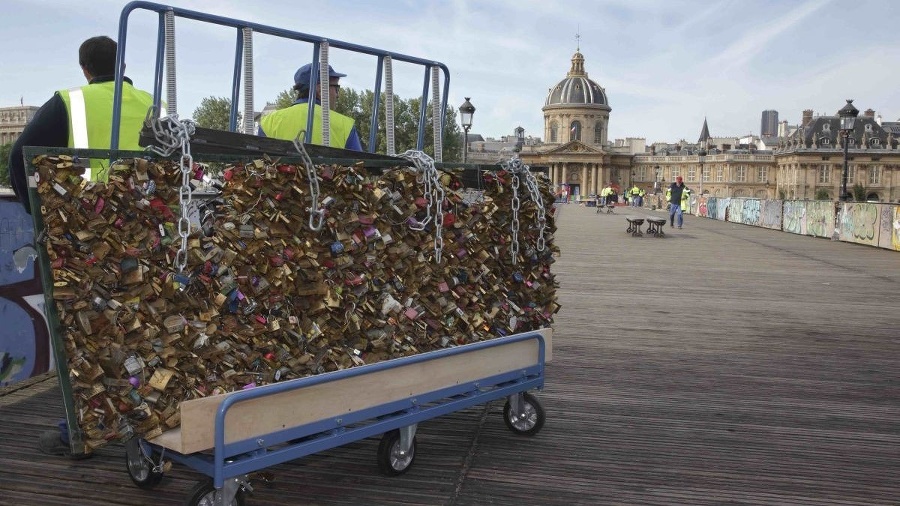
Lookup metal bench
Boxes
[646,218,667,237]
[625,218,645,236]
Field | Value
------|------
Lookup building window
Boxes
[671,166,681,180]
[818,164,830,184]
[636,167,646,181]
[757,166,768,183]
[847,165,855,185]
[687,166,696,182]
[570,121,581,142]
[550,121,558,143]
[869,165,881,185]
[716,166,724,182]
[594,123,603,144]
[735,165,747,182]
[870,138,881,147]
[702,166,710,182]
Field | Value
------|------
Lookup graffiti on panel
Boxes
[878,205,900,251]
[728,199,743,224]
[839,202,879,246]
[741,199,762,227]
[0,198,52,386]
[782,200,806,235]
[706,198,720,220]
[716,198,730,221]
[806,201,834,238]
[697,197,708,218]
[759,200,783,230]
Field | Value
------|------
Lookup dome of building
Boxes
[545,51,608,107]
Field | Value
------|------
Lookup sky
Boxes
[3,0,900,145]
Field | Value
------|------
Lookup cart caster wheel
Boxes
[503,392,545,436]
[125,438,163,489]
[377,429,417,476]
[186,479,246,506]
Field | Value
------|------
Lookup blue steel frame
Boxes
[145,331,547,490]
[111,1,451,153]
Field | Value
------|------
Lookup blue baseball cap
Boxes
[293,64,346,89]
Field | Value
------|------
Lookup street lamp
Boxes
[838,99,859,202]
[514,126,525,153]
[698,148,707,196]
[459,97,475,164]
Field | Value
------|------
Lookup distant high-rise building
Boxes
[760,110,778,137]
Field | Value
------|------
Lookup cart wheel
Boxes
[377,429,417,476]
[185,479,246,506]
[125,438,163,489]
[503,392,545,436]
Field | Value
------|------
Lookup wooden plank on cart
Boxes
[151,329,551,454]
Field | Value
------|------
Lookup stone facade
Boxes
[0,105,39,146]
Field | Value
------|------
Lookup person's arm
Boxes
[344,125,363,151]
[256,124,268,137]
[9,94,68,214]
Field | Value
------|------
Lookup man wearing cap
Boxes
[258,63,362,150]
[666,176,689,228]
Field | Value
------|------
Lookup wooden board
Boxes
[152,329,551,454]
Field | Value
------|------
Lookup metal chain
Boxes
[144,110,196,273]
[175,133,193,273]
[400,150,445,263]
[510,168,521,263]
[522,165,547,251]
[292,133,325,231]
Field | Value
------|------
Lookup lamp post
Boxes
[514,126,525,153]
[838,99,859,202]
[459,97,475,164]
[698,149,707,196]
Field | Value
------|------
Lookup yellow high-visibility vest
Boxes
[58,81,154,182]
[260,102,355,147]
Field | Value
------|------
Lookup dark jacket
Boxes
[669,182,687,206]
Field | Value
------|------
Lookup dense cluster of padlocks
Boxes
[32,152,559,450]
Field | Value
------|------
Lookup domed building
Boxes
[521,51,637,200]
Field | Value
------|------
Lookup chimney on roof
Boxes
[802,109,813,127]
[864,108,875,118]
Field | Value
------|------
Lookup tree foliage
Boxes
[192,96,241,131]
[0,143,12,187]
[852,183,866,202]
[270,87,463,161]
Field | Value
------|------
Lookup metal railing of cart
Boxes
[112,1,450,159]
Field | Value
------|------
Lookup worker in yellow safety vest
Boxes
[258,63,363,150]
[9,36,155,213]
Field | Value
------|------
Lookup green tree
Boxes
[0,143,12,187]
[192,96,241,131]
[273,89,294,110]
[852,183,866,202]
[814,188,830,201]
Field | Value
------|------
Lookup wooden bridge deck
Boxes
[2,204,899,505]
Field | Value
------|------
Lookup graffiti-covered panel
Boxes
[782,200,806,235]
[839,202,880,246]
[0,196,52,386]
[805,201,835,239]
[759,200,783,230]
[877,205,900,251]
[716,198,729,221]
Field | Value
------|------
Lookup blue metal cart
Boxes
[125,329,550,505]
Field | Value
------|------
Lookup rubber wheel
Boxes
[503,392,545,436]
[125,438,163,489]
[185,479,246,506]
[377,429,417,476]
